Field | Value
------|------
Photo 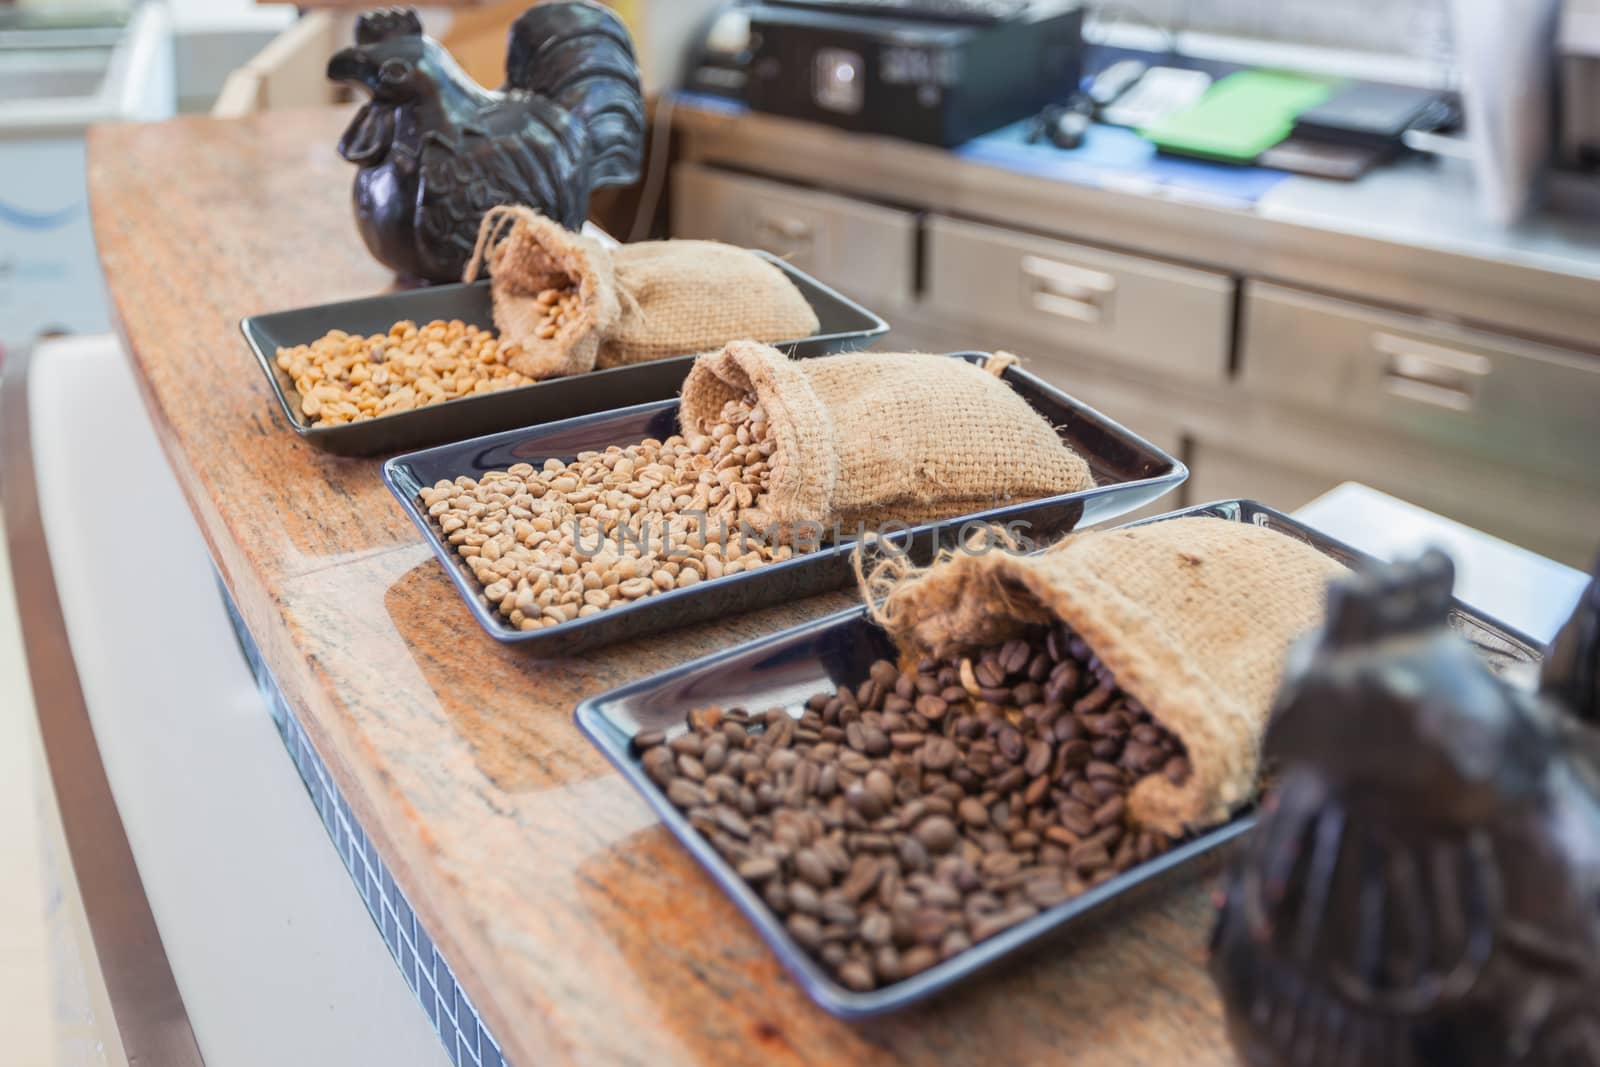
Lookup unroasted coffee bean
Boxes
[649,623,1191,992]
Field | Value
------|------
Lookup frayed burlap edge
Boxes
[679,340,838,537]
[857,519,1343,837]
[464,205,621,380]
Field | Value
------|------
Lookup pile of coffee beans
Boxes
[422,396,793,631]
[638,622,1190,992]
[277,318,532,425]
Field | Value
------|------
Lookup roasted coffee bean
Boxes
[667,780,707,808]
[651,623,1193,992]
[914,815,959,853]
[738,856,779,881]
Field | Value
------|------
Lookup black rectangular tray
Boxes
[574,499,1545,1018]
[383,352,1188,655]
[242,251,888,457]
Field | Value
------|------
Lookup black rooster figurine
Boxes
[328,4,643,283]
[1210,549,1600,1067]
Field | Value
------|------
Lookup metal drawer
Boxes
[1241,281,1600,483]
[671,162,917,308]
[922,215,1235,381]
[1188,437,1600,570]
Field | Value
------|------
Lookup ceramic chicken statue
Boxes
[1210,549,1600,1067]
[328,3,643,283]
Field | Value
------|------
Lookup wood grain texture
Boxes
[87,108,1238,1067]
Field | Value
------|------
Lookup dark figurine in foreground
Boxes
[328,4,643,283]
[1211,549,1600,1066]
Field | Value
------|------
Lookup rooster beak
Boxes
[328,47,378,90]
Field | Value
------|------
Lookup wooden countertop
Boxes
[88,107,1236,1067]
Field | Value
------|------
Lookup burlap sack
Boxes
[864,518,1347,836]
[464,206,818,379]
[678,341,1096,537]
[598,241,820,369]
[464,205,620,379]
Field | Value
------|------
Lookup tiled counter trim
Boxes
[223,589,509,1067]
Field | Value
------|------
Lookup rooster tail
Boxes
[1542,553,1600,726]
[504,2,645,189]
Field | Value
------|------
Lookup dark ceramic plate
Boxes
[241,252,889,457]
[383,352,1188,655]
[574,499,1545,1018]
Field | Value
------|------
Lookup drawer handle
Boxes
[1021,255,1115,325]
[1372,333,1491,413]
[754,214,814,250]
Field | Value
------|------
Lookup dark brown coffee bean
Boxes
[821,893,858,926]
[839,960,874,992]
[1069,843,1110,870]
[890,731,924,752]
[1165,755,1191,784]
[1069,779,1099,806]
[787,913,822,950]
[958,797,989,828]
[1058,801,1095,838]
[738,856,779,881]
[980,852,1021,879]
[789,882,821,915]
[677,754,707,782]
[914,815,958,852]
[974,658,1005,689]
[817,763,839,797]
[896,834,928,871]
[666,779,707,808]
[870,659,899,689]
[996,727,1023,763]
[846,781,884,820]
[901,945,938,976]
[940,929,974,960]
[874,945,903,983]
[1023,775,1051,807]
[910,692,944,723]
[921,736,958,772]
[1085,760,1121,781]
[856,677,883,709]
[1023,740,1052,778]
[632,729,667,752]
[860,911,893,947]
[1024,876,1071,908]
[999,638,1031,675]
[1092,796,1125,828]
[1074,685,1113,715]
[862,726,891,756]
[820,942,849,967]
[795,849,832,888]
[669,733,703,757]
[921,882,961,909]
[912,908,952,945]
[991,766,1027,796]
[714,806,751,839]
[642,746,676,785]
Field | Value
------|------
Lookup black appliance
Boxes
[742,0,1085,147]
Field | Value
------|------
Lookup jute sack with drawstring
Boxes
[861,518,1347,836]
[678,341,1096,538]
[464,206,819,380]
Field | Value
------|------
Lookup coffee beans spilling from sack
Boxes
[465,205,820,380]
[865,518,1347,835]
[637,622,1190,992]
[528,285,581,341]
[276,319,532,426]
[680,343,1095,537]
[420,397,795,630]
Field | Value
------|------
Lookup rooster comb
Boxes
[356,7,423,45]
[1319,548,1455,651]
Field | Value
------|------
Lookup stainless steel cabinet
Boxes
[1240,281,1600,486]
[671,162,918,309]
[922,215,1236,382]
